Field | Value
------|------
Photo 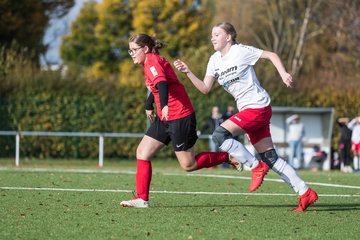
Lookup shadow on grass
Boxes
[153,203,360,211]
[307,203,360,212]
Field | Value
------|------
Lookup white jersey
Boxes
[352,125,360,143]
[287,123,305,141]
[206,44,271,111]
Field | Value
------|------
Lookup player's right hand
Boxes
[145,110,156,122]
[174,59,189,74]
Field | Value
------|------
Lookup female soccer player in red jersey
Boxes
[120,34,237,208]
[174,22,318,211]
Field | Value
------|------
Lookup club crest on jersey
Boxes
[150,66,158,77]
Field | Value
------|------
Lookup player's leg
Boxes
[175,147,228,171]
[135,136,165,200]
[120,136,165,208]
[170,113,228,171]
[218,109,270,191]
[254,137,318,211]
[120,117,169,208]
[213,121,259,170]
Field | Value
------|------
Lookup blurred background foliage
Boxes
[0,0,359,159]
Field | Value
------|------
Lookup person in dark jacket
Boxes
[337,117,353,173]
[201,106,224,152]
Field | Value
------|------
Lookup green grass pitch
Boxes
[0,159,359,240]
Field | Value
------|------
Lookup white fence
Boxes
[0,131,211,167]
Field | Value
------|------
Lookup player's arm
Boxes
[260,50,292,88]
[145,92,154,111]
[145,92,156,121]
[156,81,169,120]
[174,59,215,94]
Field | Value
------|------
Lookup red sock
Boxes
[195,152,229,169]
[136,159,152,201]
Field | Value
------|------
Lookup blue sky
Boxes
[41,0,89,65]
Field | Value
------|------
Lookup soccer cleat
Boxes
[249,161,269,192]
[293,188,318,212]
[226,154,243,171]
[120,198,149,208]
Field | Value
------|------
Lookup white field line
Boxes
[1,167,360,191]
[1,186,360,198]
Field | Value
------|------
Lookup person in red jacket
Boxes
[120,34,243,208]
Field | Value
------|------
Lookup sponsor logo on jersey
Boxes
[150,66,158,77]
[223,77,240,89]
[220,66,237,76]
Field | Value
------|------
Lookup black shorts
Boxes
[146,112,198,151]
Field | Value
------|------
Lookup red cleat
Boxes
[249,161,269,192]
[293,188,318,212]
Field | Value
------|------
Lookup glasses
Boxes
[128,47,143,55]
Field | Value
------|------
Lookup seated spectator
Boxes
[309,145,327,171]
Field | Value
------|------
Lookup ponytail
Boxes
[129,34,165,54]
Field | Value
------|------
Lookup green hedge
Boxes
[0,68,233,159]
[0,91,228,159]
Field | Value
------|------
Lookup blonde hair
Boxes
[214,22,238,44]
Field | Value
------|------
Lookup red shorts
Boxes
[228,105,272,145]
[352,142,360,152]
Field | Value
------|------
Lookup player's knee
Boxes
[212,126,232,147]
[136,146,142,158]
[136,145,148,159]
[259,149,278,168]
[180,162,197,172]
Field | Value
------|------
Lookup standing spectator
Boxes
[201,106,224,152]
[337,117,353,173]
[286,114,305,170]
[349,116,360,172]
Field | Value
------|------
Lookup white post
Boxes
[99,135,104,167]
[15,133,20,167]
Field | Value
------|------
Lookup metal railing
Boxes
[0,131,211,167]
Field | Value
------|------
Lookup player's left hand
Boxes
[161,105,169,121]
[281,72,293,87]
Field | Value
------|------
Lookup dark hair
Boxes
[214,22,238,44]
[129,34,164,54]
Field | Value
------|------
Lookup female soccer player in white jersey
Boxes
[349,117,360,171]
[120,33,243,208]
[174,22,318,211]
